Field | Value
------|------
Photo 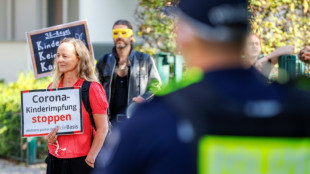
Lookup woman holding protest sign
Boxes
[44,38,109,174]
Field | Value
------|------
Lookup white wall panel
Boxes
[79,0,138,43]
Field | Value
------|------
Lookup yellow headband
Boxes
[112,28,136,42]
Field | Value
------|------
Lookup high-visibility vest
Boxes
[164,79,310,174]
[199,136,310,174]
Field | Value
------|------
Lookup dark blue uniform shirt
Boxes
[93,67,285,174]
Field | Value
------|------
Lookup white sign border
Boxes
[20,87,83,137]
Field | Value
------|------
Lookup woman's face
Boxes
[246,34,261,59]
[56,42,79,74]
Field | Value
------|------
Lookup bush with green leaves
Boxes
[135,0,310,82]
[249,0,310,55]
[135,0,310,56]
[0,71,51,159]
[134,0,179,55]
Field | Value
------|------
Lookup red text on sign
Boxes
[32,114,71,125]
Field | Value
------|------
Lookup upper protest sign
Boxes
[26,20,94,78]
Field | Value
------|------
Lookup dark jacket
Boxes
[96,48,161,115]
[92,67,310,174]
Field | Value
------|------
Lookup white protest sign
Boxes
[21,87,83,137]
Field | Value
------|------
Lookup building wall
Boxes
[0,0,46,41]
[0,0,8,40]
[13,0,46,41]
[0,42,30,83]
[0,0,46,83]
[79,0,138,43]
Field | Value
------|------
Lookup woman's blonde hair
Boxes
[51,38,98,88]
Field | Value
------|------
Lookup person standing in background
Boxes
[299,46,310,61]
[243,33,295,77]
[96,19,161,126]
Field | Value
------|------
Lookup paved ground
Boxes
[0,159,46,174]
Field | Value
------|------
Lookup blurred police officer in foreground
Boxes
[93,0,310,173]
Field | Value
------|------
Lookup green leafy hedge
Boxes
[135,0,310,57]
[0,71,51,159]
[249,0,310,55]
[135,0,179,55]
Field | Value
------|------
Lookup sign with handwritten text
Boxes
[26,20,94,79]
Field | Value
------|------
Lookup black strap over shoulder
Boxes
[82,80,96,130]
